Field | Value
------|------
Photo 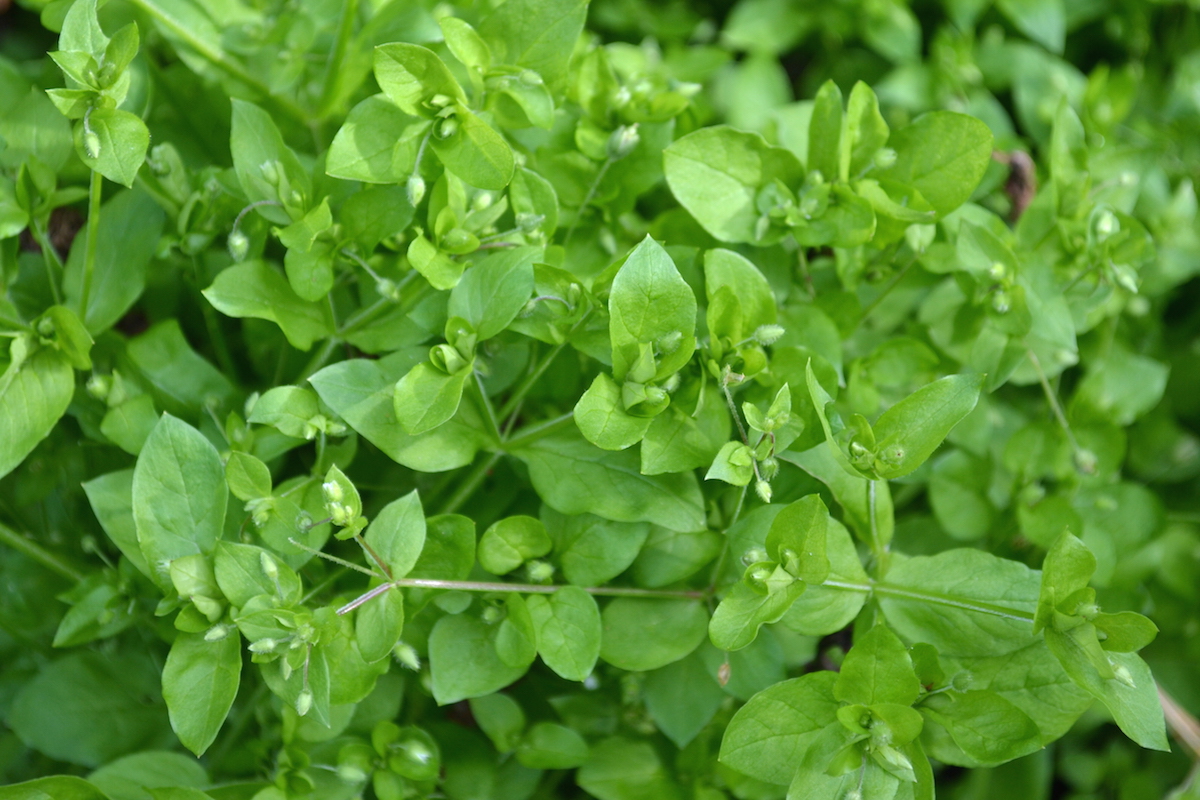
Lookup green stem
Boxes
[316,0,359,117]
[297,337,339,382]
[474,370,503,443]
[821,579,1036,623]
[1027,348,1082,454]
[79,170,103,320]
[501,411,574,450]
[29,221,64,305]
[0,522,84,582]
[339,576,704,614]
[858,256,915,325]
[437,451,503,516]
[0,313,32,332]
[497,342,564,420]
[124,0,308,125]
[564,156,614,245]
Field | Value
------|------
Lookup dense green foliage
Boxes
[2,0,1200,798]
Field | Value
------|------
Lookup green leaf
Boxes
[609,236,696,380]
[780,518,869,636]
[247,385,320,439]
[664,126,804,243]
[543,508,650,587]
[576,737,683,800]
[355,581,405,664]
[835,624,921,706]
[846,81,890,177]
[132,414,228,590]
[599,597,708,671]
[76,108,149,187]
[213,541,300,608]
[8,651,166,768]
[997,0,1065,53]
[517,722,589,770]
[782,444,895,549]
[83,469,152,579]
[469,693,525,753]
[709,567,805,652]
[1035,531,1095,633]
[0,346,74,482]
[479,515,551,575]
[326,95,423,183]
[429,612,530,704]
[229,99,310,224]
[309,354,486,472]
[125,320,236,416]
[204,262,334,351]
[527,586,601,681]
[0,777,109,799]
[440,16,491,72]
[765,494,830,584]
[513,430,706,533]
[364,490,426,578]
[87,751,208,800]
[63,188,164,333]
[876,111,993,219]
[920,690,1042,765]
[719,672,840,785]
[871,373,984,479]
[644,652,726,748]
[393,361,472,435]
[879,549,1039,658]
[1043,630,1168,750]
[447,246,537,340]
[807,80,842,181]
[480,0,588,88]
[704,248,777,341]
[58,0,107,56]
[640,385,729,475]
[373,43,466,117]
[224,451,271,501]
[430,107,515,190]
[161,632,241,756]
[574,372,654,450]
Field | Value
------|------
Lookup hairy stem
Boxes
[78,170,103,320]
[338,576,705,614]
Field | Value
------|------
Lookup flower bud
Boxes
[741,547,768,566]
[83,129,102,160]
[259,160,281,185]
[987,261,1007,281]
[227,229,250,262]
[873,148,897,169]
[1074,448,1098,475]
[375,277,402,302]
[755,479,773,504]
[260,551,279,580]
[86,373,112,401]
[753,324,785,346]
[527,559,555,584]
[295,688,314,716]
[607,123,640,159]
[393,642,421,671]
[322,480,344,504]
[406,174,426,206]
[204,624,232,641]
[249,637,277,653]
[437,117,459,139]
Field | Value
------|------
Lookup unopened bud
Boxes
[1074,448,1098,475]
[204,624,232,641]
[1112,663,1136,688]
[393,641,421,670]
[1094,209,1119,241]
[754,324,785,346]
[717,661,732,686]
[322,480,344,504]
[227,229,250,261]
[337,764,368,784]
[83,130,101,160]
[987,261,1007,281]
[259,160,281,185]
[519,69,543,86]
[527,559,555,583]
[755,479,773,504]
[260,552,279,579]
[437,117,459,139]
[406,174,426,206]
[873,148,897,170]
[249,637,278,653]
[607,123,640,159]
[991,290,1011,314]
[296,688,314,716]
[86,374,112,401]
[741,547,768,566]
[376,277,402,302]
